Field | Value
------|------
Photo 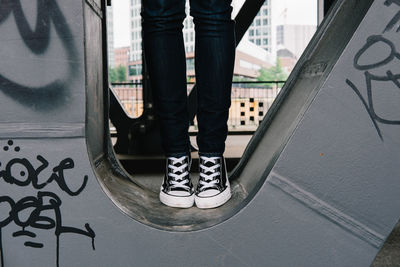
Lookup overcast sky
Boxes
[112,0,318,48]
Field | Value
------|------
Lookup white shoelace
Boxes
[167,156,190,190]
[199,156,221,191]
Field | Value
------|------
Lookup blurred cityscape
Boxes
[107,0,318,131]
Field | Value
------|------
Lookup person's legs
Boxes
[141,0,190,157]
[141,0,194,208]
[189,0,236,208]
[189,0,236,157]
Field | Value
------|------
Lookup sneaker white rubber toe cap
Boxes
[195,185,231,209]
[159,189,194,208]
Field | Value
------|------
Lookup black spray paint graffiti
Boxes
[0,0,78,111]
[346,0,400,140]
[0,140,95,267]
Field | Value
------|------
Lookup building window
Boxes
[249,29,254,36]
[262,38,268,45]
[263,19,268,25]
[129,64,142,76]
[277,25,284,45]
[256,19,260,26]
[256,39,261,45]
[262,28,268,35]
[186,58,195,70]
[263,8,268,16]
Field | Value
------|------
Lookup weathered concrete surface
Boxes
[373,221,400,266]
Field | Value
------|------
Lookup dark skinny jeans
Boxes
[141,0,236,157]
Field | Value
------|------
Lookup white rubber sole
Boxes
[195,184,231,209]
[159,190,195,208]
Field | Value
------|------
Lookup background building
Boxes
[183,2,195,54]
[130,0,195,60]
[129,0,142,61]
[276,24,316,59]
[247,1,273,52]
[114,46,130,68]
[120,0,318,76]
[276,48,297,73]
[111,0,318,129]
[127,0,274,83]
[234,40,273,79]
[124,0,319,83]
[107,5,115,68]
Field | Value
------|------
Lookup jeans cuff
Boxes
[165,151,191,158]
[198,151,224,157]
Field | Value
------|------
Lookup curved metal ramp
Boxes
[0,0,399,266]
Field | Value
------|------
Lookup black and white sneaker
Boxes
[159,155,195,208]
[195,155,231,209]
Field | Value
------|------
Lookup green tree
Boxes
[116,65,127,82]
[109,67,117,83]
[257,58,288,87]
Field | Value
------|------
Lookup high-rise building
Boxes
[276,24,316,59]
[129,0,141,61]
[232,0,273,54]
[129,0,274,56]
[247,1,272,52]
[127,0,274,82]
[107,5,115,68]
[183,1,195,54]
[129,0,195,62]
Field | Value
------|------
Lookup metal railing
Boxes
[110,81,285,132]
